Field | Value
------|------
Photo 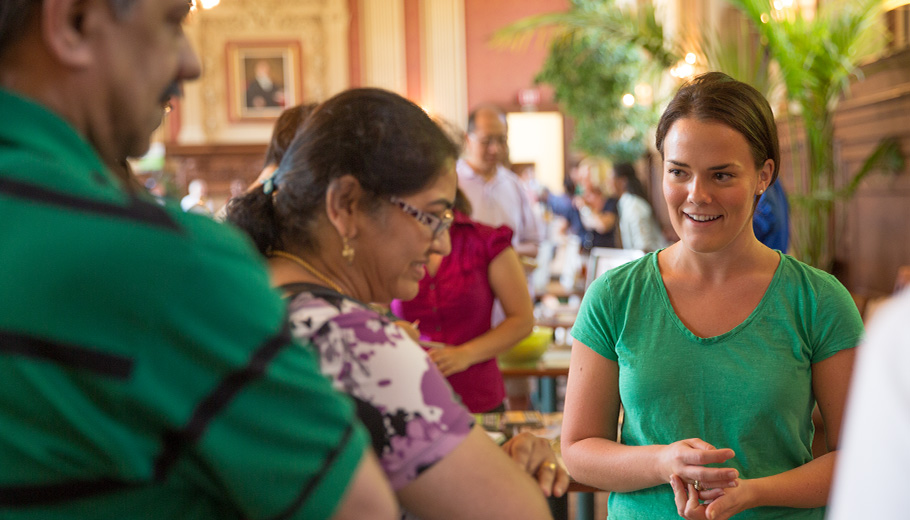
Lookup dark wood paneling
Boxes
[165,143,267,202]
[834,50,910,296]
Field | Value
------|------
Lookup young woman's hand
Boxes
[669,474,754,520]
[659,438,738,489]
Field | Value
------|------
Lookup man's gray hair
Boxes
[0,0,140,57]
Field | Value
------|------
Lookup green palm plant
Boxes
[498,0,904,271]
[493,0,678,163]
[724,0,903,271]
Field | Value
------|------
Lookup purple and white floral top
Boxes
[283,284,475,501]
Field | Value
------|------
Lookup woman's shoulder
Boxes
[775,254,859,314]
[284,287,378,339]
[453,212,513,256]
[777,254,848,291]
[457,212,513,240]
[283,289,476,491]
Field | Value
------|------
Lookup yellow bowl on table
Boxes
[498,326,554,368]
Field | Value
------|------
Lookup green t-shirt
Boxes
[572,252,863,519]
[0,89,368,519]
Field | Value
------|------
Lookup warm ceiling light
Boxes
[634,83,653,105]
[191,0,220,9]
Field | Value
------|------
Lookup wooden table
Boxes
[500,351,570,413]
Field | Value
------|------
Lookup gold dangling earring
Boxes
[342,237,355,265]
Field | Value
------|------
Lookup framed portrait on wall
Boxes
[226,40,303,122]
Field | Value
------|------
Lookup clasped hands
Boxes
[664,438,751,520]
[502,432,569,498]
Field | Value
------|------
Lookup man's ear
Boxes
[325,175,365,239]
[41,0,104,68]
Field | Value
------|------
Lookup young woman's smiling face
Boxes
[662,118,772,254]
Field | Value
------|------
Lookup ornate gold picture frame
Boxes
[226,40,303,122]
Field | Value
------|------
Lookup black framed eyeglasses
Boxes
[468,133,508,148]
[390,196,454,239]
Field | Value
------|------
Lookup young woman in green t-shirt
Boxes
[561,72,863,520]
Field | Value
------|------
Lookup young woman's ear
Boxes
[758,159,774,195]
[324,175,364,239]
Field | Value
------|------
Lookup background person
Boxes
[457,104,541,259]
[214,103,317,222]
[0,1,395,518]
[560,72,863,520]
[227,88,565,520]
[574,156,619,250]
[544,175,586,245]
[254,102,319,188]
[180,178,214,215]
[391,187,534,414]
[752,179,790,252]
[610,162,668,252]
[456,105,543,409]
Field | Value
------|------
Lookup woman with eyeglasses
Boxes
[391,187,534,414]
[227,88,561,520]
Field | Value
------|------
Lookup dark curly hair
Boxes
[227,88,459,256]
[262,103,318,168]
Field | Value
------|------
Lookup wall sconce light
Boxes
[191,0,220,10]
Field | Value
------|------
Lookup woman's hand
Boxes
[501,433,569,498]
[659,438,738,489]
[669,474,753,520]
[393,320,421,341]
[427,346,473,376]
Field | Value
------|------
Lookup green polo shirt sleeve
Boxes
[0,88,368,519]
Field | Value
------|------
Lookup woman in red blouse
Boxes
[392,188,534,413]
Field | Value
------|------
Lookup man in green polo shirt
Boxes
[0,1,395,518]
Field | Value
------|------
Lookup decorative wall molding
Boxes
[179,0,348,144]
[359,0,407,93]
[422,0,468,129]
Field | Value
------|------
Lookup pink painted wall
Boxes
[404,0,422,102]
[348,0,361,87]
[463,0,569,111]
[347,0,569,111]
